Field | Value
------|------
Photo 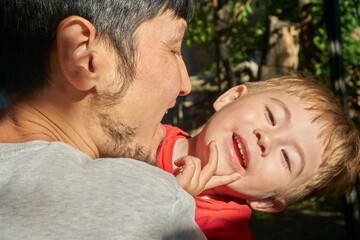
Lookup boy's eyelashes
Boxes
[281,149,291,172]
[265,106,276,126]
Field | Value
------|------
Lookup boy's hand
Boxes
[173,141,241,197]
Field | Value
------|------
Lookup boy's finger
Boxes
[174,156,199,186]
[204,172,241,190]
[199,141,219,186]
[173,166,185,176]
[174,157,186,167]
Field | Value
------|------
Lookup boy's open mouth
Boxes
[232,134,248,169]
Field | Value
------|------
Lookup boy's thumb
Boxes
[204,173,241,190]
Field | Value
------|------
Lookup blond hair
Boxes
[244,74,360,205]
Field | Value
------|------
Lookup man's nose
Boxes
[178,58,191,96]
[255,129,272,156]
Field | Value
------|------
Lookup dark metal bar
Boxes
[324,0,348,111]
[324,1,359,239]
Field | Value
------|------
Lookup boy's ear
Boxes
[56,16,99,91]
[213,85,248,111]
[249,197,286,213]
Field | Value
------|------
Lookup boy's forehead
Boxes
[245,89,299,106]
[250,89,316,112]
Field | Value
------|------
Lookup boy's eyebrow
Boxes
[270,97,305,175]
[294,142,305,177]
[270,97,291,122]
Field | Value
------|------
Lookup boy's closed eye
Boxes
[265,106,276,126]
[265,105,291,172]
[281,149,291,172]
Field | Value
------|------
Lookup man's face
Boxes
[196,90,324,199]
[94,11,190,163]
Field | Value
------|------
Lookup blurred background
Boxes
[161,0,360,239]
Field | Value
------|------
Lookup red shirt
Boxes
[157,125,252,240]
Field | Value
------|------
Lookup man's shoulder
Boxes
[0,141,203,239]
[0,140,181,191]
[94,156,183,195]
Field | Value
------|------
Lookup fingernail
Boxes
[257,202,266,208]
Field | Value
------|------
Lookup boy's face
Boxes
[196,89,324,200]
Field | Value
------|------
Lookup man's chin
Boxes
[124,144,155,166]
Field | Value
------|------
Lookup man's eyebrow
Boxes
[177,23,188,39]
[168,23,188,43]
[270,97,291,123]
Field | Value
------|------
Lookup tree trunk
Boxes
[214,0,236,90]
[298,0,316,72]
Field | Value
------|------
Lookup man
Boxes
[0,0,206,239]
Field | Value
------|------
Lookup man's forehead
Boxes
[138,12,187,38]
[159,12,188,37]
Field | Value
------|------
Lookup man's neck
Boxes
[0,101,99,159]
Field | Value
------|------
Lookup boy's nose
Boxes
[255,130,272,155]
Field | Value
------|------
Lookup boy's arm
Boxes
[173,141,241,197]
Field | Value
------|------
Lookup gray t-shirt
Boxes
[0,141,206,239]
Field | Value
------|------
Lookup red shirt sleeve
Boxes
[157,124,189,174]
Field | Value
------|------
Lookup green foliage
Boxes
[185,0,265,75]
[311,0,360,127]
[186,2,215,48]
[260,0,298,22]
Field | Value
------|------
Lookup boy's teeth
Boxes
[234,135,247,168]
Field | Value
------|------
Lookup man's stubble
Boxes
[98,111,156,165]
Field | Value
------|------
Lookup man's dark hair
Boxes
[0,0,193,99]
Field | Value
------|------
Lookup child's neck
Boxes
[172,135,199,169]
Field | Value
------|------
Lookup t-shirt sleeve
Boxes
[157,124,190,174]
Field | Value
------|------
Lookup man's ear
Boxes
[249,197,286,213]
[213,85,248,111]
[56,16,99,91]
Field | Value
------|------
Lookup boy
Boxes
[157,75,360,239]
